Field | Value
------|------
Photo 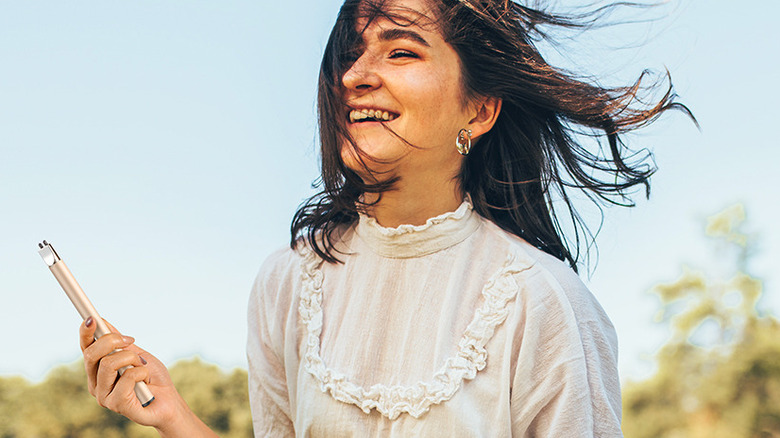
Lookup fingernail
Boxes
[140,356,148,365]
[123,336,135,344]
[85,317,93,327]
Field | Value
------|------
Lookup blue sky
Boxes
[1,0,778,382]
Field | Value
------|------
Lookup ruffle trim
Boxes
[359,197,472,237]
[297,245,526,420]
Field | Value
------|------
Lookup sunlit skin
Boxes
[341,0,501,227]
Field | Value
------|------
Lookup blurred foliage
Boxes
[0,358,252,438]
[623,204,780,437]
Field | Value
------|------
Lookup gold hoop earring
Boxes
[456,128,472,155]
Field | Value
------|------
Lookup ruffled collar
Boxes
[354,198,481,258]
[298,242,526,420]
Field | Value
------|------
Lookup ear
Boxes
[467,96,502,140]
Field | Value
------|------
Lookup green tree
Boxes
[169,358,253,438]
[0,358,252,438]
[623,205,780,438]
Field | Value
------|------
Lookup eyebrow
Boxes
[377,28,431,47]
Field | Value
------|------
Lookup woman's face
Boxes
[340,0,476,180]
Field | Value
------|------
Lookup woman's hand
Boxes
[79,317,219,438]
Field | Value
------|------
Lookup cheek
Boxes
[409,89,468,141]
[339,132,401,167]
[401,69,466,128]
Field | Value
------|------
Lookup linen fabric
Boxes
[247,200,623,437]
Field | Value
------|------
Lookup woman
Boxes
[80,0,691,436]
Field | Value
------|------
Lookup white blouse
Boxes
[247,201,623,437]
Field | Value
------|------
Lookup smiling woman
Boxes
[335,2,501,225]
[77,0,692,436]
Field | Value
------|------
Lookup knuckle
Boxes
[109,350,132,367]
[83,342,106,363]
[101,333,121,347]
[99,354,116,370]
[105,352,131,370]
[82,351,97,366]
[98,363,117,381]
[121,366,137,380]
[127,366,145,380]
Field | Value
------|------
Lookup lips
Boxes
[348,108,400,123]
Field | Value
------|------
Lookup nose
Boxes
[342,53,382,94]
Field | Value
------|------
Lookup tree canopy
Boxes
[0,357,252,438]
[623,204,780,437]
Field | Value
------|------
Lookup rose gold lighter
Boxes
[38,240,155,407]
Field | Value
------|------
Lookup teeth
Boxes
[349,109,398,123]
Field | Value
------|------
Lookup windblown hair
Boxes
[291,0,695,271]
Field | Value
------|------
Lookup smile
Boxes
[349,108,400,123]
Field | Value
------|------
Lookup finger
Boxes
[83,333,136,367]
[104,365,149,416]
[80,317,129,352]
[123,342,151,359]
[120,346,168,387]
[101,320,150,359]
[94,350,145,405]
[79,316,98,352]
[83,333,135,394]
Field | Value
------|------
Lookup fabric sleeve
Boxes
[510,266,623,438]
[246,251,296,437]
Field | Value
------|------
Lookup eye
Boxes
[389,49,419,59]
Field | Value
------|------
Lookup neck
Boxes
[363,176,464,228]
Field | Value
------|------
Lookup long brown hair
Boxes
[291,0,695,271]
